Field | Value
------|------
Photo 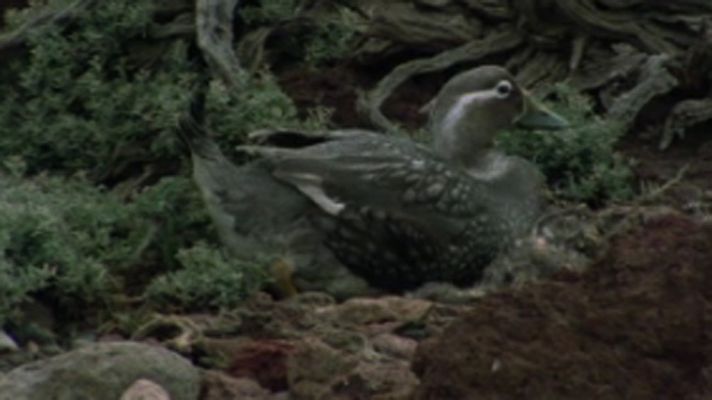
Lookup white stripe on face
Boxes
[440,87,501,134]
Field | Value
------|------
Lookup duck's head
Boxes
[427,65,568,168]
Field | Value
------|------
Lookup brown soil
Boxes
[413,213,712,400]
[621,124,712,213]
[278,63,448,131]
[278,64,370,128]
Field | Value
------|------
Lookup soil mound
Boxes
[414,212,712,400]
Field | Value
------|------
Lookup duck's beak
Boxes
[516,93,569,130]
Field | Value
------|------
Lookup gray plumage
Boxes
[178,65,568,295]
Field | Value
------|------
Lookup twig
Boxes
[636,163,690,204]
[0,0,96,53]
[194,0,243,89]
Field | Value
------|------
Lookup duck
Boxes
[178,65,568,297]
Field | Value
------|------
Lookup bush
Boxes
[0,0,314,180]
[0,0,195,177]
[0,169,272,325]
[0,1,326,326]
[145,243,269,311]
[497,85,634,205]
[204,73,302,146]
[239,0,359,65]
[0,174,127,324]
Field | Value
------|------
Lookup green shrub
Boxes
[0,1,321,324]
[205,73,301,143]
[239,0,359,65]
[145,243,269,311]
[0,0,196,177]
[302,10,359,65]
[239,0,300,24]
[0,0,314,180]
[0,174,126,324]
[0,256,52,326]
[126,175,215,275]
[497,85,634,205]
[0,169,272,324]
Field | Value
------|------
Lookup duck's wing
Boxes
[247,127,377,147]
[242,132,486,221]
[242,133,504,289]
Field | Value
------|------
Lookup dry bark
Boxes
[2,0,711,148]
[0,0,96,55]
[195,0,243,89]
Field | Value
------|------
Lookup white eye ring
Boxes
[495,80,513,98]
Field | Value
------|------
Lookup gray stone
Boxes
[0,330,18,353]
[0,341,200,400]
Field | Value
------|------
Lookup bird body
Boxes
[179,65,568,296]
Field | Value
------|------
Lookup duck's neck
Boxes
[432,127,496,171]
[431,103,500,169]
[462,150,508,179]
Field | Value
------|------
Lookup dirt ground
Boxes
[414,212,712,399]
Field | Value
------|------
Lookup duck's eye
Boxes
[495,80,512,98]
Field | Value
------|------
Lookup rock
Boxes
[287,336,418,400]
[201,370,274,400]
[287,337,358,399]
[413,213,712,399]
[224,339,296,391]
[120,379,170,400]
[0,330,18,353]
[348,359,419,400]
[0,341,200,400]
[371,333,418,360]
[325,296,432,327]
[133,293,440,399]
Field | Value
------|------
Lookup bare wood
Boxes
[607,54,678,128]
[553,0,676,54]
[0,0,96,53]
[194,0,243,89]
[661,99,712,150]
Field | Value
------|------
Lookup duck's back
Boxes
[257,131,514,290]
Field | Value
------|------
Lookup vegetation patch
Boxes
[497,86,635,205]
[0,0,313,180]
[239,0,359,66]
[0,0,194,177]
[146,243,269,311]
[0,0,328,328]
